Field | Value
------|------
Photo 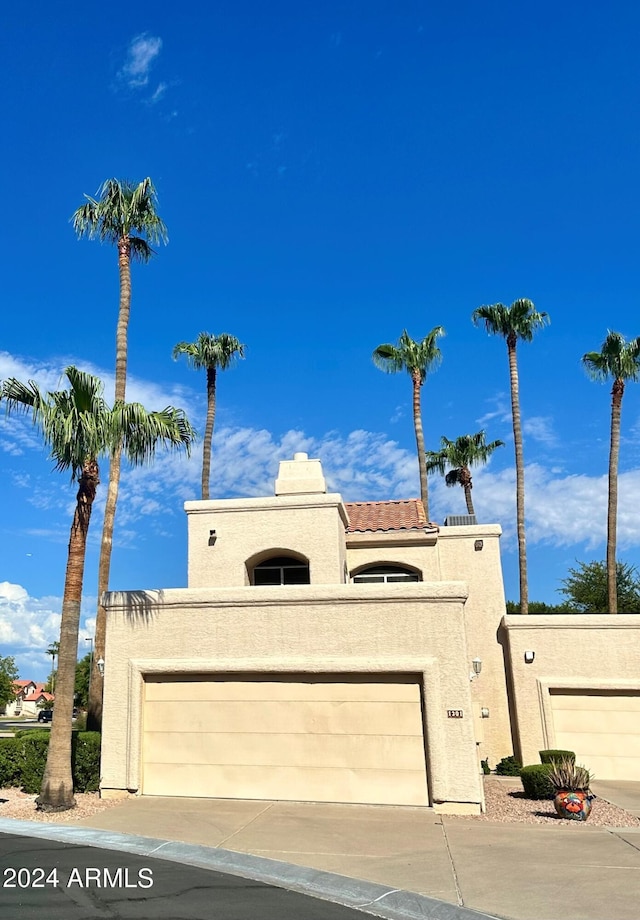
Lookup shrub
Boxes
[495,755,522,776]
[520,763,554,799]
[481,758,491,775]
[19,732,50,794]
[72,732,101,792]
[539,749,575,765]
[0,738,22,787]
[0,730,101,794]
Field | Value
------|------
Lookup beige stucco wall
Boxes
[101,582,484,812]
[186,494,349,587]
[504,614,640,766]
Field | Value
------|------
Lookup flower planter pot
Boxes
[553,790,593,821]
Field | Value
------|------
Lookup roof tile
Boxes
[345,500,438,533]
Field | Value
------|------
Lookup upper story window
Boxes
[352,565,421,584]
[253,555,310,586]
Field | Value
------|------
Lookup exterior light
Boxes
[524,650,535,664]
[97,658,105,676]
[470,657,483,681]
[481,707,490,718]
[209,529,217,546]
[474,540,484,551]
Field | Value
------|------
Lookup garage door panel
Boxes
[551,690,640,781]
[142,762,429,806]
[144,700,423,735]
[143,675,429,806]
[145,678,420,704]
[144,731,426,769]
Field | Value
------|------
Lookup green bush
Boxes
[0,730,101,794]
[72,732,101,792]
[539,749,575,765]
[520,763,554,799]
[495,755,522,776]
[0,738,22,787]
[19,732,50,794]
[481,758,491,775]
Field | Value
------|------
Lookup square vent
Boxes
[443,514,477,526]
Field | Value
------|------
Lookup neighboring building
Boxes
[101,453,640,811]
[3,681,54,717]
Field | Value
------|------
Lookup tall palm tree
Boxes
[372,327,445,519]
[472,299,549,615]
[173,332,246,500]
[72,178,167,730]
[582,331,640,613]
[425,431,504,516]
[1,367,193,810]
[46,641,60,693]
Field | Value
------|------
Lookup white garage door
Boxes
[550,689,640,781]
[143,673,429,805]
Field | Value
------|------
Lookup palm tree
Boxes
[425,431,504,516]
[472,299,549,615]
[582,331,640,613]
[1,367,194,810]
[172,332,246,500]
[72,178,167,730]
[46,641,59,693]
[372,327,445,519]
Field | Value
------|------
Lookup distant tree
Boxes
[73,177,168,730]
[505,600,572,614]
[0,656,19,710]
[582,332,640,613]
[559,560,640,613]
[472,299,549,615]
[46,641,59,693]
[1,366,194,811]
[425,430,504,516]
[372,327,445,519]
[172,332,245,500]
[74,653,92,708]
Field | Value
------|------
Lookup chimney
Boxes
[274,452,327,496]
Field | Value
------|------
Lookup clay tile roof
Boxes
[345,500,438,533]
[13,680,33,688]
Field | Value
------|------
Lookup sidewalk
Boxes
[61,785,640,920]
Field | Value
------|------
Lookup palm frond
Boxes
[472,299,549,341]
[172,332,246,371]
[373,326,445,381]
[582,331,640,383]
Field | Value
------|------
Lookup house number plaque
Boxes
[447,709,463,718]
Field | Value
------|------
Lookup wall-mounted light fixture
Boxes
[470,657,483,680]
[474,539,484,551]
[96,658,105,677]
[524,650,535,664]
[481,707,490,718]
[209,529,217,546]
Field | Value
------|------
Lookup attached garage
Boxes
[550,688,640,781]
[142,673,429,806]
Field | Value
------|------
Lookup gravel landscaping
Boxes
[445,777,640,826]
[0,788,122,823]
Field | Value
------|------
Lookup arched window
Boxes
[252,555,310,586]
[352,564,421,584]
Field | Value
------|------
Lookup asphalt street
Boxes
[0,832,378,920]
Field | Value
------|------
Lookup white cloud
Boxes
[149,82,167,104]
[523,416,557,446]
[119,34,162,88]
[0,582,96,681]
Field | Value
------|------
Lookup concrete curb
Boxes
[0,817,501,920]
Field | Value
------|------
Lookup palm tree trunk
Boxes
[412,372,429,519]
[508,336,528,614]
[607,380,623,613]
[38,459,99,811]
[460,468,475,515]
[201,367,217,500]
[87,237,131,731]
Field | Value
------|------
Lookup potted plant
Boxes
[548,758,594,821]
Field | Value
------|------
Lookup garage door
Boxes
[550,689,640,780]
[142,673,429,805]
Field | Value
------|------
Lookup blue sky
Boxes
[2,1,640,680]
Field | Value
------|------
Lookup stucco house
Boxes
[3,681,54,717]
[101,453,640,812]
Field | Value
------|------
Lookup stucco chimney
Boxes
[274,453,327,495]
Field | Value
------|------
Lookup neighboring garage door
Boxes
[142,673,429,806]
[550,689,640,780]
